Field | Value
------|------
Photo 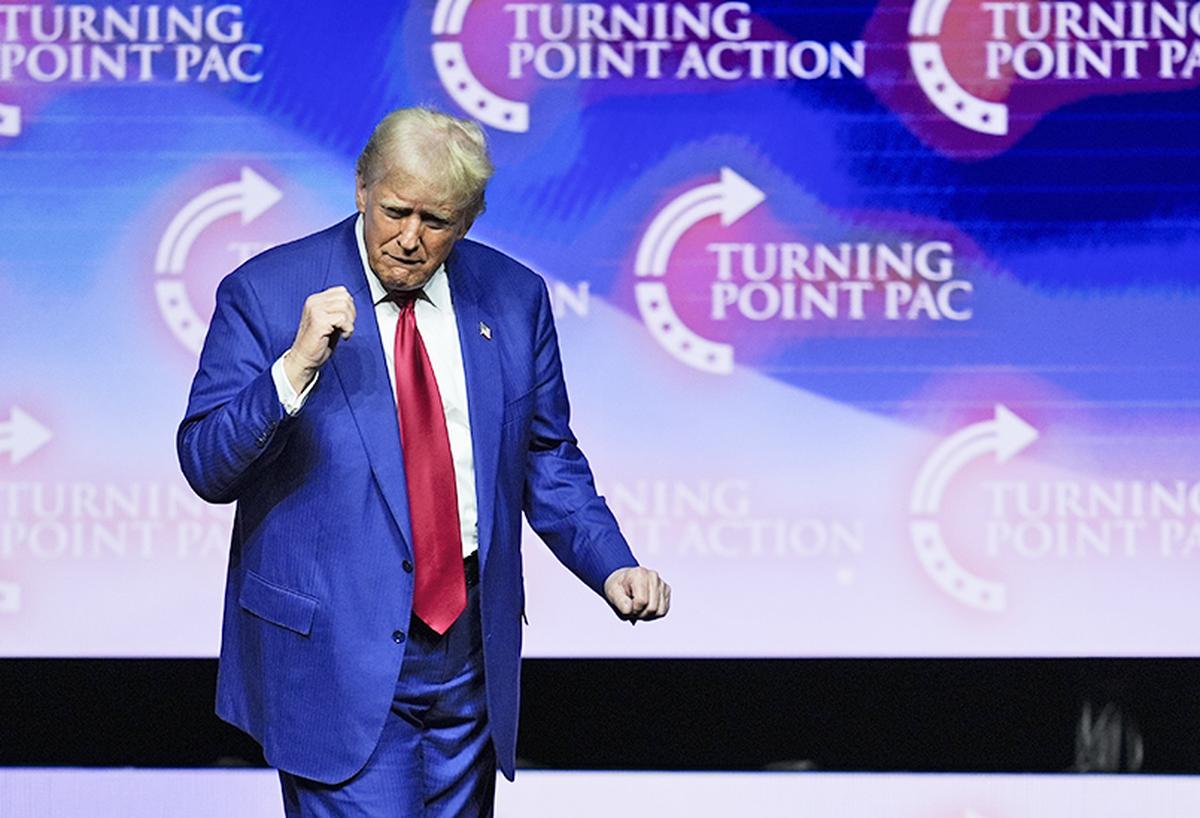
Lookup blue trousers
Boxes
[280,584,495,817]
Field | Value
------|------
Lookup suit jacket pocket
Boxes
[239,569,318,636]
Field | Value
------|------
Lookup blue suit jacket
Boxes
[177,216,636,784]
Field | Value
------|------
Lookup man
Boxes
[177,107,670,816]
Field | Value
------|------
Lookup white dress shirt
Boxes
[271,215,479,557]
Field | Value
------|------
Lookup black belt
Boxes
[463,551,480,589]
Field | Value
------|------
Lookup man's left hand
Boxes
[603,567,671,623]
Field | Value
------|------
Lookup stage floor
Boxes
[2,769,1198,817]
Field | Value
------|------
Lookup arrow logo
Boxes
[0,406,52,465]
[155,167,281,275]
[431,0,529,132]
[153,167,283,354]
[908,0,1008,135]
[912,404,1037,514]
[635,167,765,278]
[0,103,20,138]
[909,404,1039,612]
[633,168,765,374]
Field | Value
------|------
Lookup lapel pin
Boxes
[479,321,492,340]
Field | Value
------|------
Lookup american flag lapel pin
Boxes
[479,321,492,340]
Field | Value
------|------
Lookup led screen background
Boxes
[0,0,1197,656]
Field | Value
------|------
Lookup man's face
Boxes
[355,164,470,291]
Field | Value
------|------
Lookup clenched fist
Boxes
[283,286,357,392]
[604,566,671,624]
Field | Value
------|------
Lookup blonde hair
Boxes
[356,107,494,219]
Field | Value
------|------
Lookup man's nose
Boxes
[395,218,421,252]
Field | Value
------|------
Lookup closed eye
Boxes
[379,202,456,228]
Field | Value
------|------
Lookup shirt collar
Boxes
[354,214,450,311]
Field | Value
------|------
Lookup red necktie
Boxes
[392,292,465,634]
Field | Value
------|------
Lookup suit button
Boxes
[392,630,406,644]
[402,560,413,573]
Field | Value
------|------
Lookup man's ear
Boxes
[355,176,367,214]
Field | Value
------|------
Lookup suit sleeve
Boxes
[176,271,292,504]
[522,281,638,595]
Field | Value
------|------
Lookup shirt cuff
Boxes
[271,353,318,416]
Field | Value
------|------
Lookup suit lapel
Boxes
[324,217,414,557]
[446,245,503,573]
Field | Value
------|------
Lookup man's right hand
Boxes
[283,286,357,393]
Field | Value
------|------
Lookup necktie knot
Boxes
[382,288,424,314]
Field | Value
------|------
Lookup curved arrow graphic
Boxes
[909,43,1008,137]
[912,404,1038,514]
[154,167,281,275]
[908,0,1009,136]
[632,168,765,374]
[432,0,472,35]
[153,167,282,354]
[0,406,52,465]
[909,404,1039,613]
[908,0,953,37]
[430,0,529,132]
[635,167,765,278]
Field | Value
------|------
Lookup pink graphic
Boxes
[864,0,1200,158]
[430,0,864,132]
[613,166,999,374]
[149,165,284,354]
